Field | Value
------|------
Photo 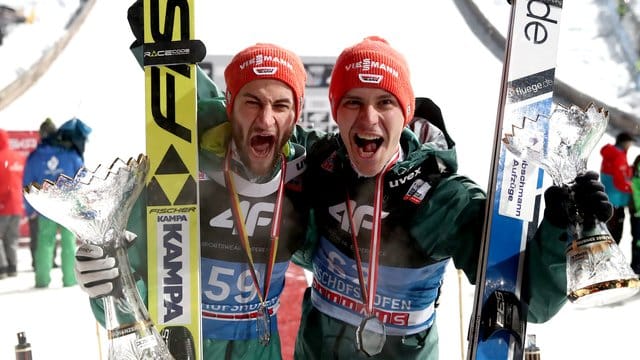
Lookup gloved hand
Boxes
[544,171,613,229]
[74,232,137,298]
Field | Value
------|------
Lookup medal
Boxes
[346,152,399,356]
[224,146,286,347]
[256,303,272,346]
[355,315,386,357]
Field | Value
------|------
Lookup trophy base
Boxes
[567,277,640,307]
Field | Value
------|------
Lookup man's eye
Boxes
[343,100,361,107]
[273,103,292,111]
[380,98,395,106]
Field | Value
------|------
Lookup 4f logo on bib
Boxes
[210,201,274,236]
[329,200,389,236]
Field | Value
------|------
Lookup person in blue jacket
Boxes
[25,118,58,269]
[23,117,91,288]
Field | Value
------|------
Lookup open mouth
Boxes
[250,134,276,157]
[354,134,384,157]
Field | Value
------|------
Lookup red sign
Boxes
[7,130,39,238]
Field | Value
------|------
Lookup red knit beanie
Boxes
[329,36,415,125]
[224,43,307,121]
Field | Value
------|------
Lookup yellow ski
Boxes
[143,1,205,358]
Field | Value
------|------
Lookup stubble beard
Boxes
[232,127,293,179]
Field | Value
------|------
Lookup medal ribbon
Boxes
[346,151,399,315]
[223,146,286,306]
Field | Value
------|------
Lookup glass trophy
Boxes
[23,154,174,359]
[503,103,640,307]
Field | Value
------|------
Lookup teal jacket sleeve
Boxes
[290,124,327,152]
[289,125,329,271]
[522,220,567,323]
[416,174,486,281]
[290,208,319,271]
[414,175,567,324]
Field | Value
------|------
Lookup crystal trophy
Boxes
[503,103,640,307]
[23,154,174,359]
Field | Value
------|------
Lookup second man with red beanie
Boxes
[293,36,610,360]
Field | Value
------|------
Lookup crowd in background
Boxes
[0,117,91,285]
[600,131,640,274]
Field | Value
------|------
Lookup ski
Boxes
[467,1,564,359]
[143,1,206,359]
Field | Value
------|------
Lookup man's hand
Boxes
[544,171,613,229]
[572,171,613,228]
[74,232,137,298]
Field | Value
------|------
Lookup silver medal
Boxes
[256,304,271,346]
[355,315,386,357]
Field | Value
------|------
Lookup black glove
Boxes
[573,171,613,227]
[544,185,572,228]
[127,0,144,48]
[544,171,613,229]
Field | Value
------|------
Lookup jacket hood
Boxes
[0,129,8,150]
[58,118,92,156]
[396,129,458,175]
[398,97,458,174]
[601,143,624,159]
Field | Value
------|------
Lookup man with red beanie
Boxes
[73,2,323,358]
[293,36,613,359]
[0,129,25,279]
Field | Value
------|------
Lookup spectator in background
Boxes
[0,128,25,278]
[600,132,635,244]
[56,117,92,161]
[628,154,640,274]
[23,117,91,288]
[24,118,58,269]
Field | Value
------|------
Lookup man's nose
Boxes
[256,105,276,126]
[358,104,380,125]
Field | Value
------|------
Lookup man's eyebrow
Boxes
[342,95,363,101]
[239,92,259,101]
[377,94,395,101]
[273,97,294,104]
[239,92,293,104]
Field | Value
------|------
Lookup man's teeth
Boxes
[354,134,384,154]
[357,134,381,140]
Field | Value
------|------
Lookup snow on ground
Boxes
[1,1,640,359]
